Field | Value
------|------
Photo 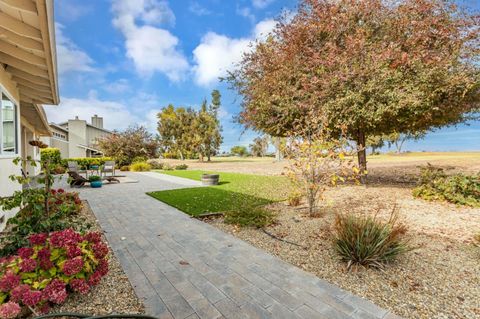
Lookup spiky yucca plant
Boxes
[333,210,409,270]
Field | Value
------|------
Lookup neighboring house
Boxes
[0,1,60,227]
[42,115,111,158]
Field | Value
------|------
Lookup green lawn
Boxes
[147,170,290,216]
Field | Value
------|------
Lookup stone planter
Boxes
[90,180,103,188]
[201,174,219,186]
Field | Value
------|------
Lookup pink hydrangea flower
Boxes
[17,247,34,259]
[29,233,48,246]
[0,256,15,268]
[0,271,20,292]
[19,258,37,273]
[66,245,82,259]
[49,229,82,248]
[0,301,21,319]
[42,279,67,304]
[96,259,109,277]
[84,232,102,244]
[87,270,102,286]
[93,242,109,260]
[10,284,30,303]
[37,248,53,270]
[70,278,90,294]
[62,257,83,276]
[22,289,43,307]
[36,302,50,315]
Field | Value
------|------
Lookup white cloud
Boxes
[189,2,212,16]
[252,0,275,9]
[104,79,131,94]
[55,23,95,75]
[111,0,188,81]
[192,19,277,86]
[254,19,277,40]
[57,0,93,22]
[236,6,255,23]
[45,92,142,131]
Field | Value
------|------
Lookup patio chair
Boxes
[101,160,116,177]
[67,171,89,188]
[68,161,87,176]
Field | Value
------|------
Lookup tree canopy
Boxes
[228,0,480,170]
[97,125,159,165]
[157,90,223,161]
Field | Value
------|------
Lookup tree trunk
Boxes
[275,137,283,162]
[356,129,368,184]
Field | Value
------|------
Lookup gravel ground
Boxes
[206,185,480,319]
[51,201,145,316]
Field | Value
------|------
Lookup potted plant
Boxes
[89,175,102,188]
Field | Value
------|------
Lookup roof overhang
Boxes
[0,0,59,105]
[21,103,51,135]
[76,144,103,154]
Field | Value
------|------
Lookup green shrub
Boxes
[333,212,409,270]
[41,148,62,165]
[175,164,188,170]
[132,156,147,164]
[0,189,84,256]
[120,165,130,172]
[163,163,174,171]
[130,162,151,172]
[413,164,480,207]
[88,175,101,182]
[163,152,178,159]
[224,206,275,228]
[62,157,113,169]
[147,159,164,169]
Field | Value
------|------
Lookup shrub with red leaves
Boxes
[0,229,109,317]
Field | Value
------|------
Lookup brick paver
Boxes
[76,172,399,319]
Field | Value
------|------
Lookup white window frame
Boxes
[0,84,20,159]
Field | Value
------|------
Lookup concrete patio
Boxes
[76,171,400,319]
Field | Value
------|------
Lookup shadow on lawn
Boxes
[147,187,274,217]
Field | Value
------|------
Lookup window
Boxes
[1,93,18,155]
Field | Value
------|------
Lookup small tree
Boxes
[249,136,269,157]
[286,130,359,216]
[97,125,158,165]
[231,145,248,157]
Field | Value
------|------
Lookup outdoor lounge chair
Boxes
[67,171,89,188]
[101,161,116,177]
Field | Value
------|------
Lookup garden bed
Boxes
[205,185,480,319]
[34,202,144,316]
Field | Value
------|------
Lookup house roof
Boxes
[76,144,103,154]
[49,122,68,133]
[57,121,112,134]
[0,0,59,105]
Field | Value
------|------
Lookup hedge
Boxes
[61,157,114,169]
[40,148,62,165]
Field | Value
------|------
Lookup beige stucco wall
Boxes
[0,68,21,230]
[86,126,110,148]
[67,119,87,158]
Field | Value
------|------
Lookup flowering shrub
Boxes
[0,189,83,257]
[0,229,109,316]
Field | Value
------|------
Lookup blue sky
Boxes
[46,0,480,152]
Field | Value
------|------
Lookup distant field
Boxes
[160,152,480,176]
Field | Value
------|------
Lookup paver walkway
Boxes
[77,172,399,319]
